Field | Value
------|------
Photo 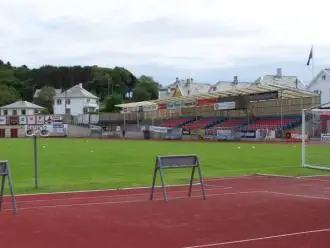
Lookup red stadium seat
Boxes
[183,118,217,131]
[247,118,297,130]
[160,118,194,128]
[215,119,246,128]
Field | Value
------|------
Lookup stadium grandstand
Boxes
[115,82,319,141]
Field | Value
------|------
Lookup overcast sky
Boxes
[0,0,329,85]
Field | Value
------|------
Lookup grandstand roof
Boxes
[116,84,317,108]
[116,101,156,108]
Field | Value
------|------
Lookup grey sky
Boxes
[0,0,329,85]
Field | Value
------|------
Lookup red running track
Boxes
[1,175,330,248]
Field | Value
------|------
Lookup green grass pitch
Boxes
[0,138,329,194]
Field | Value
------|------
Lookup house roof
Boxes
[180,82,211,96]
[116,101,156,108]
[34,89,62,98]
[159,78,251,100]
[116,83,318,108]
[56,83,99,99]
[210,81,250,92]
[0,100,45,109]
[254,75,305,89]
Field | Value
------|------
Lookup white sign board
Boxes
[0,116,6,125]
[26,124,68,136]
[321,133,330,142]
[214,101,236,110]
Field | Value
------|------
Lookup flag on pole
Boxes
[306,47,313,66]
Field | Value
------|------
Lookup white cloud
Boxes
[0,0,329,81]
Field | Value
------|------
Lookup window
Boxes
[57,99,62,105]
[21,109,26,115]
[34,109,39,114]
[86,99,90,103]
[12,109,17,115]
[65,99,71,105]
[4,110,8,115]
[65,108,71,114]
[83,107,88,114]
[322,75,326,80]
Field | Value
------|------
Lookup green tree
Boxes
[104,93,123,112]
[0,85,20,106]
[33,86,56,113]
[133,75,159,101]
[0,58,158,105]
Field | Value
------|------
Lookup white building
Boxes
[306,69,330,105]
[0,100,45,116]
[53,83,99,116]
[254,68,305,90]
[158,68,304,100]
[158,77,251,100]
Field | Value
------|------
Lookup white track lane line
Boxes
[2,186,232,204]
[266,191,330,201]
[256,173,330,183]
[1,191,266,212]
[298,174,330,178]
[182,228,330,248]
[7,180,238,198]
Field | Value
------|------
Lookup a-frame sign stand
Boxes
[150,155,206,202]
[0,161,17,215]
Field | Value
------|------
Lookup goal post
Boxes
[302,103,330,171]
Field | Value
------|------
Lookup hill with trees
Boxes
[0,59,161,113]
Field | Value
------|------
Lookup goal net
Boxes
[302,106,330,171]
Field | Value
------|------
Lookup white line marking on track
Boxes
[254,173,296,178]
[182,228,330,247]
[6,181,236,198]
[298,174,330,178]
[2,191,266,212]
[255,173,330,183]
[266,191,330,201]
[9,183,203,197]
[3,186,232,204]
[298,177,330,182]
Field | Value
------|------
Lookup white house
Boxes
[158,77,250,100]
[53,83,99,116]
[0,100,45,116]
[306,69,330,106]
[158,69,304,100]
[254,68,305,90]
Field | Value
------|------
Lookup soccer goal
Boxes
[302,103,330,171]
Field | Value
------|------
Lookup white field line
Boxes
[2,186,232,204]
[182,228,330,248]
[2,190,266,212]
[266,191,330,201]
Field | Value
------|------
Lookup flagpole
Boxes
[311,45,315,79]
